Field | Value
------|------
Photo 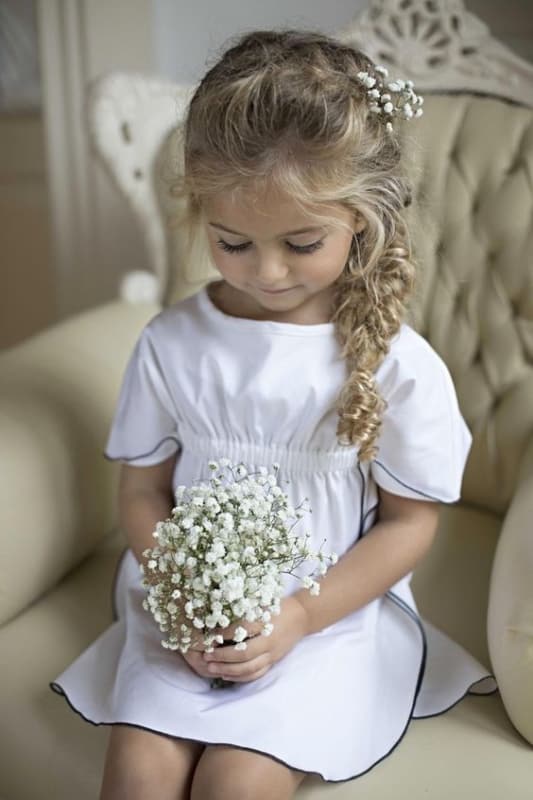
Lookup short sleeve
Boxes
[104,326,181,466]
[370,331,472,503]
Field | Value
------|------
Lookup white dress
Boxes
[51,282,497,783]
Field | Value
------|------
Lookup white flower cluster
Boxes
[140,458,338,657]
[357,64,424,133]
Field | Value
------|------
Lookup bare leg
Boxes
[190,744,307,800]
[99,725,205,800]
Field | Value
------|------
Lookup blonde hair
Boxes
[168,29,416,461]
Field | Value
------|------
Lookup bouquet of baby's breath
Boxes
[140,458,338,679]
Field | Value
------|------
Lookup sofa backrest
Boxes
[401,93,533,514]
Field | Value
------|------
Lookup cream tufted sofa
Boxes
[2,2,533,798]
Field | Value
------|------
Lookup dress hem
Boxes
[103,437,181,465]
[48,680,497,785]
[372,460,461,504]
[49,588,497,785]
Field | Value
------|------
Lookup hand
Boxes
[192,596,308,684]
[176,609,264,683]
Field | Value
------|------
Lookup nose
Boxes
[254,250,289,286]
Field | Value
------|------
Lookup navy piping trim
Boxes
[373,460,454,503]
[49,593,496,784]
[412,676,499,720]
[49,675,497,785]
[48,680,329,779]
[386,591,428,706]
[356,463,366,541]
[361,503,379,532]
[103,435,181,463]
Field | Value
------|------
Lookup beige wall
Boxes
[1,111,55,349]
[1,0,154,351]
[468,0,533,63]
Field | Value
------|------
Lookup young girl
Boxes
[51,28,496,799]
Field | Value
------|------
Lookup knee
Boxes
[191,760,253,800]
[190,746,303,800]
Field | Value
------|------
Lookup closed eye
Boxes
[215,239,324,255]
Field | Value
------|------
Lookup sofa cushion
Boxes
[1,520,530,799]
[0,300,159,625]
[411,502,501,670]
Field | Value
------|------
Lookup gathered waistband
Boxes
[178,430,359,474]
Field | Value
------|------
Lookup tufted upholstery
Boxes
[403,94,533,515]
[398,94,533,745]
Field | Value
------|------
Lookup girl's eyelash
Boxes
[215,239,324,255]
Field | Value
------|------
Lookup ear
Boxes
[352,214,367,235]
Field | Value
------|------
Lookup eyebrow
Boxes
[208,222,324,237]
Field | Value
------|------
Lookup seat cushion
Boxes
[0,530,125,800]
[411,502,501,670]
[1,524,531,799]
[0,299,159,625]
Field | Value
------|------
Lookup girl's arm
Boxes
[292,488,440,636]
[117,454,178,568]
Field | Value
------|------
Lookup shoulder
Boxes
[376,323,454,398]
[139,290,205,346]
[370,325,472,503]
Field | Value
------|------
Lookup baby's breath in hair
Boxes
[356,64,424,134]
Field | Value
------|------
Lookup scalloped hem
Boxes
[49,676,498,784]
[50,588,498,784]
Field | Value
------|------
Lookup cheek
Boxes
[304,243,351,283]
[211,253,248,283]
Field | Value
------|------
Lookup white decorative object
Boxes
[119,270,161,305]
[336,0,533,107]
[88,73,194,301]
[356,64,424,132]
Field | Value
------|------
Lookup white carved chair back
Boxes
[88,73,194,300]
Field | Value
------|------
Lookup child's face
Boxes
[202,184,364,323]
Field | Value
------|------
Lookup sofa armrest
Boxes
[488,435,533,745]
[0,299,159,625]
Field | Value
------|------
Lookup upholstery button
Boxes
[120,121,132,143]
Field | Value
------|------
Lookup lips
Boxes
[257,286,296,294]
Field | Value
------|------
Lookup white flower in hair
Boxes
[356,65,424,133]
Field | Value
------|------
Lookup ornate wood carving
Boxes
[337,0,533,107]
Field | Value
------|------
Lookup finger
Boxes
[211,621,263,643]
[181,650,214,680]
[188,642,206,653]
[219,664,271,683]
[206,653,269,679]
[204,635,265,664]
